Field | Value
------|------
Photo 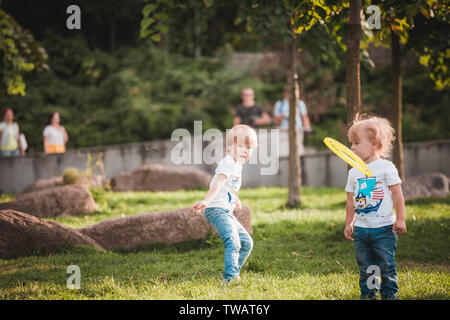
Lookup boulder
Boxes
[110,164,212,192]
[109,172,133,191]
[0,209,103,259]
[20,174,105,195]
[78,206,252,250]
[19,176,63,195]
[402,173,449,201]
[0,185,98,218]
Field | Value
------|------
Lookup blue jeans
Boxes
[1,148,20,157]
[354,225,398,299]
[205,207,253,281]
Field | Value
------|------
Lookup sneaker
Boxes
[222,276,241,284]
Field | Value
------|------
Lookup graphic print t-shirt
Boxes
[345,158,402,228]
[207,155,242,212]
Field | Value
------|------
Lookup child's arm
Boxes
[390,184,407,234]
[192,174,227,215]
[344,192,355,241]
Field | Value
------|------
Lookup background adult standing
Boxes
[0,108,25,157]
[273,87,312,155]
[233,87,271,127]
[43,111,69,154]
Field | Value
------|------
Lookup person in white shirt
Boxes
[273,87,312,155]
[43,111,68,154]
[0,108,24,157]
[192,125,258,283]
[344,114,406,300]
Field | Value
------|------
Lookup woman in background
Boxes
[0,108,24,157]
[43,111,69,154]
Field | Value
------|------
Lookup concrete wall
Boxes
[1,134,449,193]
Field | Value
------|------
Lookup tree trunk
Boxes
[391,31,404,180]
[192,0,201,59]
[287,36,301,208]
[346,0,362,126]
[109,17,116,53]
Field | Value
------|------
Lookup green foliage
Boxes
[364,0,450,90]
[358,60,450,143]
[0,35,275,151]
[0,0,448,151]
[140,0,171,41]
[62,167,83,185]
[0,31,447,152]
[408,10,450,90]
[296,51,449,148]
[140,0,245,57]
[0,2,48,96]
[62,153,106,185]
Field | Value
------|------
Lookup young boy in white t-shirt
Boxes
[344,115,407,300]
[192,125,258,283]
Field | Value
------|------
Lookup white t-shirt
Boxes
[345,158,402,228]
[43,125,65,145]
[207,155,242,212]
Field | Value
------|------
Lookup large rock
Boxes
[0,209,103,259]
[78,206,252,250]
[19,176,64,195]
[0,185,98,218]
[110,164,212,192]
[19,175,104,195]
[402,173,449,201]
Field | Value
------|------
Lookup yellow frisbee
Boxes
[323,137,373,177]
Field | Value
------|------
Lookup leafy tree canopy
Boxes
[0,0,48,95]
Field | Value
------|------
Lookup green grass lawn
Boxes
[0,186,449,300]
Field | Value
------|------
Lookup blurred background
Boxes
[1,0,448,154]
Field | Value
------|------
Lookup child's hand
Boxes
[192,201,207,215]
[393,219,407,235]
[344,224,354,241]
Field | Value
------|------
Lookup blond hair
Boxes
[226,125,258,151]
[348,114,396,158]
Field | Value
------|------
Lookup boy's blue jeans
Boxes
[354,224,399,299]
[205,207,253,281]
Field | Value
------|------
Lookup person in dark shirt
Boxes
[233,87,270,127]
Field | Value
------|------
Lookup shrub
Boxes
[62,167,84,185]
